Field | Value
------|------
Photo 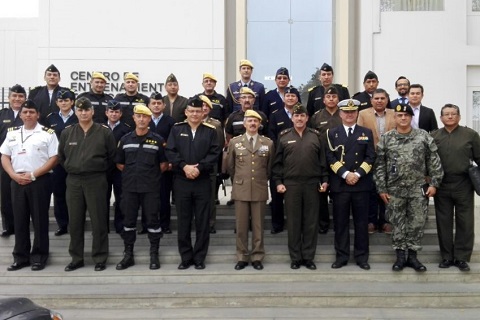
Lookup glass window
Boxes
[473,91,480,132]
[381,0,444,12]
[474,0,480,12]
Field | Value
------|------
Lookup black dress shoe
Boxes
[318,227,329,234]
[95,263,106,271]
[454,260,470,272]
[439,259,453,268]
[1,229,14,237]
[271,228,284,234]
[235,261,248,270]
[194,261,206,270]
[215,199,220,205]
[65,261,85,272]
[252,260,264,270]
[209,226,217,234]
[331,260,348,269]
[137,228,148,235]
[290,261,301,269]
[357,262,371,270]
[31,262,45,271]
[303,260,317,270]
[7,261,30,271]
[162,227,172,234]
[226,199,235,206]
[178,260,193,270]
[54,227,68,236]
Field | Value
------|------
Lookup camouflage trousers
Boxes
[387,193,428,251]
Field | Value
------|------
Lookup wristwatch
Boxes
[30,172,36,181]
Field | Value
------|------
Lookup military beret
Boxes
[239,59,254,68]
[203,73,217,82]
[166,73,178,83]
[239,87,256,97]
[187,96,204,108]
[92,72,107,82]
[10,84,26,94]
[21,99,38,111]
[338,99,360,111]
[150,92,163,100]
[133,104,152,116]
[244,109,262,121]
[325,85,338,95]
[199,95,213,109]
[292,103,307,115]
[106,100,121,110]
[284,86,299,96]
[45,64,59,73]
[56,89,75,101]
[363,70,378,82]
[124,73,139,82]
[276,67,289,78]
[320,63,333,72]
[75,97,93,110]
[395,104,414,116]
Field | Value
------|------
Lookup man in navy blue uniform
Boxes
[0,84,26,237]
[77,72,114,123]
[352,71,380,112]
[114,73,149,128]
[326,99,376,270]
[226,60,265,112]
[46,89,78,236]
[166,96,221,270]
[262,68,301,119]
[148,92,176,234]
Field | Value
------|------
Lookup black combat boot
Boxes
[116,230,135,270]
[148,232,162,270]
[392,249,406,271]
[406,249,427,272]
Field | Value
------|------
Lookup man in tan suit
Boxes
[227,109,274,271]
[357,88,396,234]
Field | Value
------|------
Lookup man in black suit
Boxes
[326,99,376,270]
[407,84,438,132]
[389,76,410,109]
[352,71,380,112]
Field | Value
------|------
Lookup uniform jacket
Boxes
[227,134,274,201]
[326,125,376,192]
[351,91,372,112]
[310,108,342,136]
[306,84,349,116]
[149,114,176,141]
[198,91,230,123]
[417,105,438,133]
[226,80,265,113]
[357,107,396,147]
[225,109,268,138]
[204,116,225,148]
[105,121,131,143]
[28,85,70,125]
[0,108,23,145]
[77,91,114,123]
[268,108,292,145]
[114,92,149,128]
[46,112,79,139]
[162,95,188,123]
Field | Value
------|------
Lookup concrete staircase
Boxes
[1,203,480,319]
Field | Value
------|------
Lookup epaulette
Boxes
[336,83,348,88]
[8,126,20,132]
[29,85,42,91]
[174,121,188,126]
[279,128,293,136]
[46,112,55,118]
[42,127,55,134]
[307,127,321,135]
[64,124,74,129]
[313,109,322,115]
[101,124,110,129]
[208,117,221,125]
[259,135,272,141]
[231,135,243,141]
[308,86,318,92]
[202,122,215,129]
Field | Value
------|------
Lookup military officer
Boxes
[163,73,188,123]
[262,67,301,119]
[352,71,380,112]
[0,84,26,237]
[374,104,443,272]
[226,59,265,112]
[198,73,230,123]
[77,71,114,123]
[1,100,58,271]
[306,63,350,116]
[326,99,376,270]
[114,72,149,128]
[228,109,274,270]
[115,104,168,270]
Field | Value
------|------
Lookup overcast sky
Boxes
[0,0,38,18]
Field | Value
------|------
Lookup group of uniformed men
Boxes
[0,60,478,273]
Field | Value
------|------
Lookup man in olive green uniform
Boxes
[58,97,117,272]
[432,104,480,272]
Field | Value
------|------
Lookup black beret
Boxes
[325,85,338,95]
[21,99,38,111]
[395,104,414,116]
[10,84,26,94]
[187,96,204,108]
[320,63,333,72]
[150,92,163,100]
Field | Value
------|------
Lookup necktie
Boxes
[348,127,353,137]
[249,137,254,149]
[243,83,248,87]
[400,98,405,105]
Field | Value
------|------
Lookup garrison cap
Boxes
[124,73,139,82]
[45,64,59,73]
[363,70,378,82]
[21,99,38,111]
[284,86,299,96]
[106,100,121,110]
[320,63,333,73]
[244,109,262,121]
[292,103,307,115]
[150,92,163,100]
[187,96,204,108]
[239,59,254,68]
[92,72,107,82]
[75,97,93,110]
[324,85,339,95]
[199,95,213,109]
[10,84,26,95]
[133,104,152,116]
[276,67,289,78]
[239,87,256,97]
[395,104,414,116]
[338,99,360,111]
[166,73,178,83]
[56,89,75,101]
[203,73,217,82]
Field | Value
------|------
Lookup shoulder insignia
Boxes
[231,135,243,141]
[124,123,132,128]
[46,112,56,118]
[307,128,321,135]
[202,122,216,129]
[259,135,272,141]
[30,86,42,91]
[42,127,55,134]
[64,124,75,129]
[308,86,318,92]
[279,128,293,136]
[174,121,188,126]
[8,126,20,132]
[101,124,110,129]
[271,109,279,114]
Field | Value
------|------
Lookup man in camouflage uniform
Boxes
[374,104,443,272]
